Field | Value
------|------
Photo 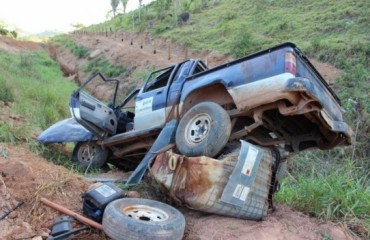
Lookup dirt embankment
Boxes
[51,32,234,89]
[0,35,357,240]
[0,36,43,53]
[53,32,341,89]
[0,141,357,240]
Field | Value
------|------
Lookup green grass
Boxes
[0,49,103,173]
[0,50,77,141]
[275,153,370,237]
[52,35,89,58]
[82,58,129,77]
[29,142,104,174]
[0,77,14,102]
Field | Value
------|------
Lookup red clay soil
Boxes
[0,142,358,240]
[0,143,108,239]
[0,36,43,53]
[0,35,358,240]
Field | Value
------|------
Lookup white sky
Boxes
[0,0,153,35]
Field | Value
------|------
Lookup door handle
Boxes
[81,101,96,111]
[156,90,163,95]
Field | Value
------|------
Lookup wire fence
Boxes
[72,28,209,65]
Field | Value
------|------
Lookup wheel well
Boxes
[181,83,234,115]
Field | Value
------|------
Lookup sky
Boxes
[0,0,153,35]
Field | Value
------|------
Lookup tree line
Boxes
[0,21,17,38]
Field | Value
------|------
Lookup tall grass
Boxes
[275,153,370,237]
[0,50,77,142]
[82,58,129,77]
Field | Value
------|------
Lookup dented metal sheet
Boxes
[150,141,275,220]
[220,141,262,207]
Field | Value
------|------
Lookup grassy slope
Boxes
[89,0,370,235]
[0,48,113,172]
[99,0,369,112]
[0,49,86,170]
[0,50,76,141]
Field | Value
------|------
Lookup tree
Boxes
[0,28,8,36]
[0,21,8,36]
[121,0,129,14]
[111,0,120,17]
[71,23,85,30]
[10,30,17,39]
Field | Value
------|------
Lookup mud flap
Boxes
[125,120,178,185]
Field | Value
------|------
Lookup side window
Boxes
[144,67,174,92]
[120,89,139,113]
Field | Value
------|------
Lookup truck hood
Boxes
[38,118,95,143]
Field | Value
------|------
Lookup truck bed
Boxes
[179,42,353,153]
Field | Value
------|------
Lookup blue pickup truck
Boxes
[38,42,353,171]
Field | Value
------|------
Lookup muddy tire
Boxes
[102,198,185,240]
[72,142,108,171]
[176,102,231,157]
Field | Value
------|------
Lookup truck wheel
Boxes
[72,142,108,171]
[102,198,185,240]
[176,102,231,157]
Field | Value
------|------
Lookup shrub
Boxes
[229,31,257,57]
[82,58,128,77]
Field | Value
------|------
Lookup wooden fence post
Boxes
[184,48,188,60]
[153,39,157,54]
[168,42,171,60]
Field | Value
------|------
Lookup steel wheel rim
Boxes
[185,113,211,143]
[122,205,169,222]
[77,143,96,163]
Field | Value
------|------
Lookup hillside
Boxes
[0,0,369,238]
[96,0,369,126]
[0,32,362,240]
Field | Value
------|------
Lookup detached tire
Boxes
[102,198,185,240]
[72,142,108,171]
[176,102,231,157]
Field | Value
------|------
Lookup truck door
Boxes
[134,66,176,131]
[69,74,119,139]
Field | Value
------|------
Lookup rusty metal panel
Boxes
[220,141,264,207]
[150,141,275,220]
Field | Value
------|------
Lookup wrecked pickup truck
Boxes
[38,42,353,172]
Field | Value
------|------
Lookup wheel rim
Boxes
[122,205,169,222]
[185,113,211,143]
[77,143,97,163]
